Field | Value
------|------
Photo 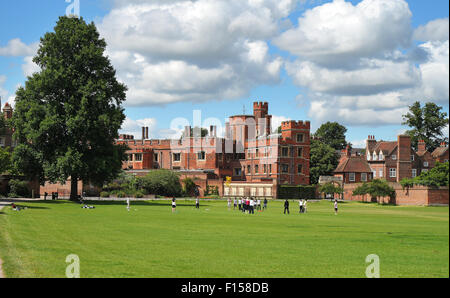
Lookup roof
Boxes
[334,156,373,173]
[371,141,397,155]
[432,146,449,158]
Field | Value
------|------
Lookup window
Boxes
[389,168,397,178]
[0,137,4,147]
[134,154,143,161]
[412,169,417,178]
[173,153,181,162]
[410,155,415,161]
[297,164,303,174]
[367,152,371,161]
[379,152,383,160]
[297,147,303,157]
[281,164,289,173]
[197,151,206,160]
[263,164,267,173]
[128,154,133,161]
[391,154,397,160]
[281,147,289,157]
[247,165,251,174]
[255,165,259,173]
[379,169,383,178]
[349,173,356,182]
[361,173,367,182]
[269,164,272,173]
[154,153,158,162]
[255,149,259,157]
[373,170,376,178]
[423,161,429,167]
[296,134,304,143]
[234,168,242,176]
[422,169,428,173]
[373,152,378,160]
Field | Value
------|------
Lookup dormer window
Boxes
[379,152,383,160]
[391,154,396,160]
[373,152,378,160]
[367,152,371,161]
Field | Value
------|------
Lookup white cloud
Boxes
[286,59,421,96]
[271,0,448,127]
[98,0,293,106]
[417,40,449,103]
[22,56,40,77]
[0,39,38,57]
[414,18,449,42]
[274,0,413,67]
[120,117,158,139]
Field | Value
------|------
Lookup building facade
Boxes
[117,102,311,198]
[0,101,14,150]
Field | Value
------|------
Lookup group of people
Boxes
[230,197,268,214]
[284,199,308,214]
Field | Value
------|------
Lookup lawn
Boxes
[0,199,448,278]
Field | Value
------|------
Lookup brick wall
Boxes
[342,182,449,206]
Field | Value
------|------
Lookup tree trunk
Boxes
[70,176,78,201]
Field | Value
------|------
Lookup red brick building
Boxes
[0,101,15,150]
[334,146,373,184]
[117,102,311,198]
[364,134,442,182]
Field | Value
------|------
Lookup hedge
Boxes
[278,185,317,200]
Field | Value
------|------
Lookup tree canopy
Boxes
[309,138,340,185]
[402,101,449,152]
[11,16,128,199]
[0,147,11,174]
[401,161,449,188]
[352,179,396,203]
[314,122,348,150]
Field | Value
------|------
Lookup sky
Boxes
[0,0,449,148]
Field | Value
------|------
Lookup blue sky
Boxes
[0,0,448,148]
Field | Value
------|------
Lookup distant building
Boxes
[0,100,14,150]
[334,146,373,184]
[117,102,311,198]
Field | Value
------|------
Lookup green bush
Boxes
[100,191,110,198]
[8,179,31,198]
[278,185,317,199]
[117,191,127,198]
[134,190,144,198]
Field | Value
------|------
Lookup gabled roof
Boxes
[371,141,397,155]
[432,146,449,158]
[334,156,373,173]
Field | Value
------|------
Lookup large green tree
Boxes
[402,101,449,152]
[11,16,128,200]
[313,122,348,150]
[0,147,11,174]
[309,138,340,185]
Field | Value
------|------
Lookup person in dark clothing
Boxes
[263,198,268,210]
[44,192,48,200]
[284,199,290,214]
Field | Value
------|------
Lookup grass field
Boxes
[0,199,448,278]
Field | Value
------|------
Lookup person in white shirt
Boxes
[238,198,242,211]
[299,199,303,213]
[195,197,200,209]
[249,198,255,214]
[257,199,261,211]
[172,197,176,213]
[126,198,130,211]
[233,198,237,210]
[334,200,338,215]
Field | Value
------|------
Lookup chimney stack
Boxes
[145,127,149,139]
